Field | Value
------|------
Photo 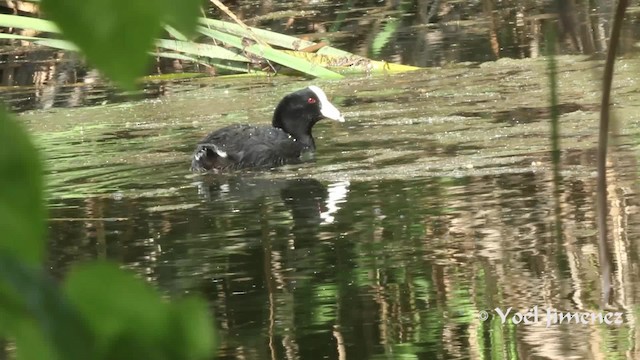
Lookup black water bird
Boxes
[191,86,345,172]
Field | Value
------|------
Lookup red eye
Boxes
[307,97,317,104]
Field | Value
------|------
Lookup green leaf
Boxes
[0,33,78,51]
[155,38,249,62]
[64,262,215,360]
[0,254,94,360]
[166,297,216,360]
[0,13,60,33]
[13,320,55,360]
[41,0,165,89]
[162,0,202,38]
[197,26,344,79]
[64,262,168,358]
[0,108,45,264]
[164,25,189,41]
[150,52,257,74]
[199,18,354,57]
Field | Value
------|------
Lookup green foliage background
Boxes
[0,0,217,358]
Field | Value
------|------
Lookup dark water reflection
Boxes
[32,59,640,359]
[46,169,640,359]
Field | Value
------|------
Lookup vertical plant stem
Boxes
[544,27,562,242]
[209,0,270,47]
[597,0,628,306]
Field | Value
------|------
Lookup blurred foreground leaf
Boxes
[0,109,93,359]
[162,0,202,38]
[0,3,216,358]
[64,262,215,360]
[41,0,202,89]
[0,108,45,264]
[167,297,217,360]
[0,109,215,359]
[0,254,94,360]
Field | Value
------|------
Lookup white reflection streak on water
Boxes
[320,180,350,224]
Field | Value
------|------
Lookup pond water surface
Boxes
[23,57,640,359]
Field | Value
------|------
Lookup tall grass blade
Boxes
[155,39,249,62]
[0,13,417,78]
[164,26,189,42]
[197,26,344,79]
[0,13,60,33]
[597,0,629,306]
[199,18,354,57]
[0,33,77,50]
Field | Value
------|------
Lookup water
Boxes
[25,57,640,359]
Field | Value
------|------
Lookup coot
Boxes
[191,86,344,172]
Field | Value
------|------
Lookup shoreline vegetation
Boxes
[0,9,422,83]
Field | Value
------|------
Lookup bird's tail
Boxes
[190,143,229,172]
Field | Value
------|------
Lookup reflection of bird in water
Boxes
[194,176,349,225]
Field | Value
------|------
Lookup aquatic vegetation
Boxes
[0,11,420,85]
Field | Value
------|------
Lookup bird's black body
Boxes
[191,124,307,171]
[191,86,344,172]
